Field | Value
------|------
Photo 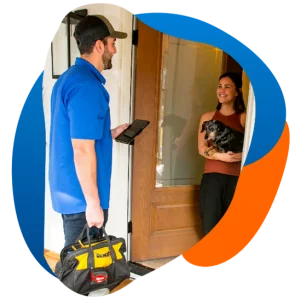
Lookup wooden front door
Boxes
[131,20,242,261]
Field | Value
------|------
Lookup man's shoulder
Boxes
[56,66,100,92]
[64,65,94,83]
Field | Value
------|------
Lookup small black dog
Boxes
[201,120,244,156]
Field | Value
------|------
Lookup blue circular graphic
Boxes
[11,13,286,276]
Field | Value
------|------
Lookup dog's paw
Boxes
[206,149,217,157]
[205,150,213,156]
[205,146,215,156]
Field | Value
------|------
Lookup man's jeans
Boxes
[62,210,108,247]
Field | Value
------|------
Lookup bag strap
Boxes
[81,225,117,269]
[75,224,91,242]
[75,223,103,242]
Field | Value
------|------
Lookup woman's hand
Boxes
[214,151,242,163]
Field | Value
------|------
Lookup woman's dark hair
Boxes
[216,72,246,113]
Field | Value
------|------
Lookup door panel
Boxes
[132,21,226,261]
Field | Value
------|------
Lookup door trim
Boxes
[127,15,138,261]
[242,83,255,167]
[131,20,163,261]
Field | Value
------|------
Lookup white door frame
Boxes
[126,15,138,262]
[242,83,256,167]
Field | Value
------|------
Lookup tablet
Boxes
[115,119,150,144]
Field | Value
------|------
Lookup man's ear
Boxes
[94,40,105,55]
[200,121,207,133]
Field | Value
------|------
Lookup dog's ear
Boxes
[200,121,207,133]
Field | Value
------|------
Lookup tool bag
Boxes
[54,225,130,295]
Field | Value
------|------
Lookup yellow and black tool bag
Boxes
[54,225,130,295]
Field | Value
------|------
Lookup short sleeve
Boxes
[67,82,108,140]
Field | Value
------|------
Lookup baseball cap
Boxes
[74,15,127,45]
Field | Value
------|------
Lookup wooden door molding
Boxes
[131,20,163,261]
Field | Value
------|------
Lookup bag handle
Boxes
[75,224,98,242]
[79,225,118,269]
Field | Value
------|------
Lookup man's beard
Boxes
[102,49,113,70]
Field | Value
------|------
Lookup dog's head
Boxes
[200,120,224,141]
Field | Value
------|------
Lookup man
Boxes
[49,15,128,246]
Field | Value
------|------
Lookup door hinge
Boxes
[132,30,138,46]
[128,221,132,233]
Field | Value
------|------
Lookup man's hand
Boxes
[111,123,130,139]
[86,202,104,228]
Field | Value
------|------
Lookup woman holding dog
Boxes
[198,72,246,235]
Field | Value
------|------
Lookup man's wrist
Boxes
[86,197,101,207]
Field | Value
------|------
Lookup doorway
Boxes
[130,20,249,261]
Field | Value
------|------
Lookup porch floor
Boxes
[44,250,176,295]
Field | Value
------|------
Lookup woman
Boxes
[198,72,246,235]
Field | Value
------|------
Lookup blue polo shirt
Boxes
[49,58,112,214]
